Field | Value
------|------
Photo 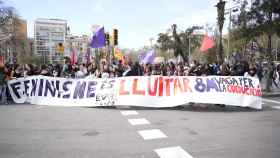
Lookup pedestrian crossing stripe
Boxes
[154,146,194,158]
[128,118,150,125]
[138,129,167,140]
[272,106,280,110]
[120,110,139,116]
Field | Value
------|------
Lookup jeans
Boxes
[0,84,7,104]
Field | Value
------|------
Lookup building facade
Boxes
[65,35,91,63]
[34,18,67,64]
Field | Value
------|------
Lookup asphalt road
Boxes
[0,98,280,158]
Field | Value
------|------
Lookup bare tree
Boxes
[0,0,17,34]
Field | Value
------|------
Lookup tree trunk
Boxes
[267,11,273,61]
[218,32,224,63]
[267,34,272,61]
[264,34,273,92]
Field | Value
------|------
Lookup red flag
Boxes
[70,48,77,65]
[200,34,214,52]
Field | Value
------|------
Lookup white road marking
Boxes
[272,106,280,110]
[120,110,139,116]
[154,146,194,158]
[262,98,280,105]
[128,118,150,126]
[138,129,167,140]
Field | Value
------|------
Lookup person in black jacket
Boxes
[131,62,143,76]
[40,65,52,76]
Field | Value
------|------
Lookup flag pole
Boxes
[188,37,191,64]
[112,45,114,65]
[96,48,99,69]
[107,43,110,66]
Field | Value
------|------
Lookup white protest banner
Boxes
[7,75,262,109]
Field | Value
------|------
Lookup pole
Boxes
[228,9,231,60]
[95,48,98,67]
[188,37,191,64]
[108,44,111,66]
[168,49,170,59]
[150,38,154,48]
[48,33,51,64]
[276,38,278,61]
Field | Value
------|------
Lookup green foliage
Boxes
[157,33,172,51]
[232,0,280,61]
[18,52,42,65]
[157,24,202,62]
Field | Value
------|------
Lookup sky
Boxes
[5,0,236,49]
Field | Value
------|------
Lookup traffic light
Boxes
[105,33,110,46]
[113,29,118,46]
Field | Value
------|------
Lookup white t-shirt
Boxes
[244,72,258,78]
[101,72,110,78]
[75,71,85,78]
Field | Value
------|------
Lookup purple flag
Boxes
[140,49,155,64]
[138,51,146,61]
[90,26,105,48]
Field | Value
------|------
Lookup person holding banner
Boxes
[0,65,7,104]
[143,64,152,76]
[244,64,258,78]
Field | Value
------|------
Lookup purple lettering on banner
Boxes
[10,82,21,99]
[214,77,222,85]
[223,78,229,85]
[220,84,227,92]
[206,78,219,92]
[73,81,86,99]
[62,81,72,98]
[30,79,38,96]
[55,80,61,98]
[38,79,44,96]
[238,78,243,87]
[87,81,97,98]
[214,77,222,91]
[44,80,56,97]
[23,80,30,96]
[195,78,206,92]
[231,78,238,86]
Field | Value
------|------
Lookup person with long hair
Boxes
[0,65,7,104]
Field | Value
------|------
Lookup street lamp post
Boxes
[149,38,154,48]
[228,10,231,61]
[225,7,239,60]
[188,37,191,64]
[276,38,279,61]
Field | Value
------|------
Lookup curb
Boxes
[262,93,280,97]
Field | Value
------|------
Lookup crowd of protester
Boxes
[0,57,280,104]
